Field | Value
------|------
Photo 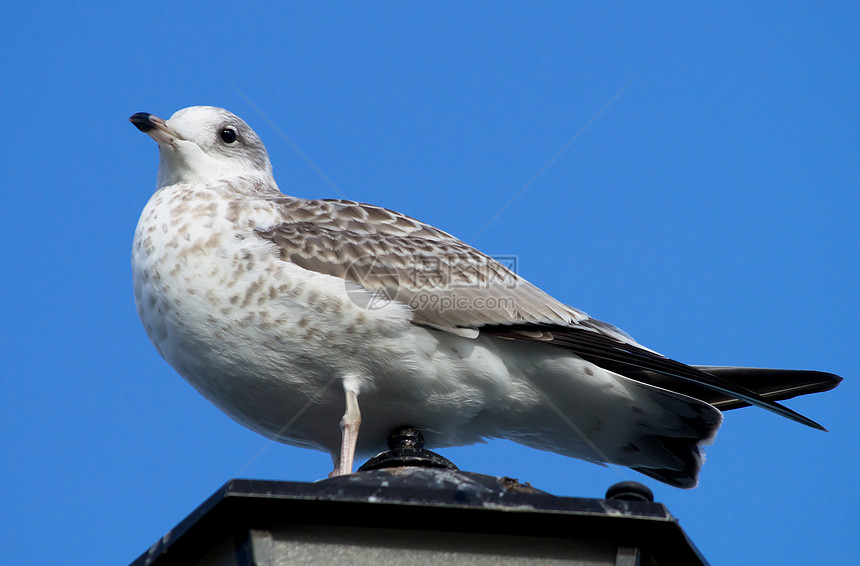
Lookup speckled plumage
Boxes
[130,106,837,487]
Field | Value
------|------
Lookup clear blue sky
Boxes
[2,3,857,564]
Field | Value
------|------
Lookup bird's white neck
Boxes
[156,141,273,190]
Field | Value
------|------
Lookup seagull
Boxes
[130,106,841,488]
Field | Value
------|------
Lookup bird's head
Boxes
[130,106,273,189]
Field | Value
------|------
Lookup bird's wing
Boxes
[483,324,831,431]
[687,366,842,410]
[255,197,834,431]
[255,197,635,342]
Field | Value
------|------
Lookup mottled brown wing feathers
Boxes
[255,197,592,330]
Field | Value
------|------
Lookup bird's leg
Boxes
[331,385,361,477]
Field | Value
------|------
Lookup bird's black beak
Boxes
[129,112,157,133]
[129,112,182,144]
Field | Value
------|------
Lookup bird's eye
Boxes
[220,128,238,144]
